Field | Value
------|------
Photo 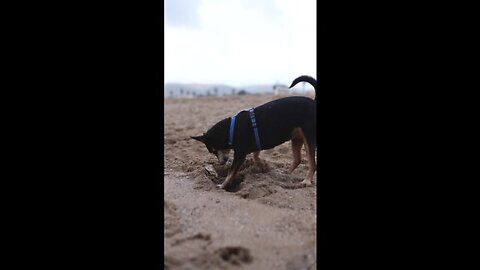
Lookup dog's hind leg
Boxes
[301,142,316,187]
[301,128,317,187]
[287,138,303,174]
[217,151,247,189]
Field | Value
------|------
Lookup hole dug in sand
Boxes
[215,246,253,266]
[223,175,245,193]
[167,246,253,269]
[222,159,271,193]
[199,160,262,192]
[201,157,310,193]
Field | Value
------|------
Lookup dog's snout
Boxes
[214,149,231,165]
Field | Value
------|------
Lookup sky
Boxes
[165,0,316,87]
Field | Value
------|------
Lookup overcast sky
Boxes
[165,0,316,87]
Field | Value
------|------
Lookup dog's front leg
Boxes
[253,151,261,162]
[217,151,246,189]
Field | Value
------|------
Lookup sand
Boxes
[164,93,317,269]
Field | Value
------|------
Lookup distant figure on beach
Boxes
[273,83,289,96]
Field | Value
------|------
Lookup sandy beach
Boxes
[164,93,317,269]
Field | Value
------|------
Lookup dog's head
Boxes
[191,133,231,165]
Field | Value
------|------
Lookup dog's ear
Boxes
[191,135,206,143]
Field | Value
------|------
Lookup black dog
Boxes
[192,75,317,189]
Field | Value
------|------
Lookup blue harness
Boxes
[228,108,262,150]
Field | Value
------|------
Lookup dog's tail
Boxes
[289,75,318,100]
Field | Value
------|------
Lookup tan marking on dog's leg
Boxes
[301,142,316,187]
[287,127,306,174]
[288,138,303,174]
[291,127,304,139]
[253,151,260,162]
[216,153,246,189]
[217,170,237,189]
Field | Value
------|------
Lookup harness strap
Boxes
[228,107,262,150]
[248,108,262,150]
